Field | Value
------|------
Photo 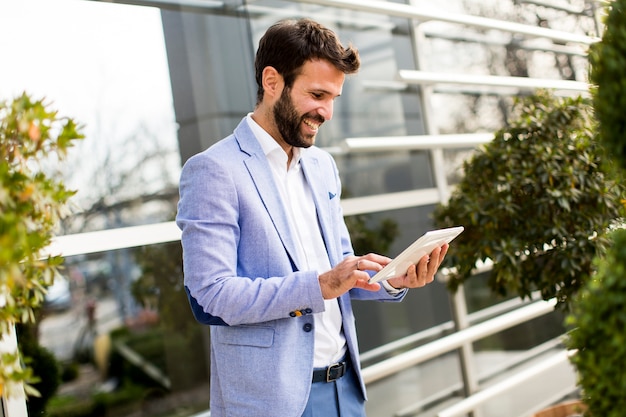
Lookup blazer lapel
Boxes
[234,121,304,271]
[301,154,340,266]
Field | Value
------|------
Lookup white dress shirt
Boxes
[246,114,347,367]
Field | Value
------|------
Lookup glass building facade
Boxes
[0,0,597,416]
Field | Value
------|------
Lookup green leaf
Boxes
[432,91,625,309]
[0,92,83,396]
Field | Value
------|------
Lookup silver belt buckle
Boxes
[326,362,343,382]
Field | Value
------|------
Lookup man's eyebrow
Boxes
[312,88,342,98]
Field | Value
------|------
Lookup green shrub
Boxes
[46,395,100,417]
[46,383,147,417]
[433,92,624,309]
[566,229,626,417]
[589,0,626,173]
[0,92,83,396]
[92,382,146,411]
[565,1,626,415]
[60,361,80,383]
[16,322,61,416]
[108,328,166,387]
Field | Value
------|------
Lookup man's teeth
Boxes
[304,119,320,131]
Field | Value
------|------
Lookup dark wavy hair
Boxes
[254,18,361,104]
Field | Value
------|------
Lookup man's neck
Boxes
[251,109,294,168]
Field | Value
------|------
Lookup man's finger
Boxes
[354,279,381,292]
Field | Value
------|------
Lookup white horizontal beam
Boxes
[189,411,211,417]
[240,4,396,30]
[292,0,599,45]
[436,349,577,417]
[44,222,182,258]
[517,0,586,15]
[95,0,224,11]
[342,188,441,216]
[421,27,589,56]
[45,188,442,257]
[398,70,590,91]
[105,0,599,46]
[362,298,557,384]
[361,293,528,364]
[343,133,493,152]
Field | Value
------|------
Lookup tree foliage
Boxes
[566,1,626,415]
[0,93,83,396]
[433,91,624,309]
[589,0,626,173]
[346,215,399,257]
[567,228,626,417]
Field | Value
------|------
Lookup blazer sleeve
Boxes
[176,148,326,327]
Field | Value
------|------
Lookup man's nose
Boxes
[318,99,334,121]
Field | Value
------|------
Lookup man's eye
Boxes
[312,93,323,99]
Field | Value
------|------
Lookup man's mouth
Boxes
[303,118,322,132]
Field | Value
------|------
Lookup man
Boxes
[176,18,448,417]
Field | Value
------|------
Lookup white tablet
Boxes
[369,226,464,284]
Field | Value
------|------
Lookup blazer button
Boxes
[303,323,313,332]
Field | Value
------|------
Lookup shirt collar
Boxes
[246,113,303,169]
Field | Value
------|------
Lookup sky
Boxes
[0,0,173,126]
[0,0,180,209]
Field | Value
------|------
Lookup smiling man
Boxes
[176,18,448,417]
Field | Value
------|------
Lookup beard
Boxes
[273,87,324,148]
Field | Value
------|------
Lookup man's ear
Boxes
[262,66,283,100]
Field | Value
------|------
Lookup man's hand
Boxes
[386,243,449,290]
[318,253,391,299]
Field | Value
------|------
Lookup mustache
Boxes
[304,113,325,124]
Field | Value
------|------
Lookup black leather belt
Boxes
[312,361,347,383]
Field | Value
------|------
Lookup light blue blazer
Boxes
[176,118,405,417]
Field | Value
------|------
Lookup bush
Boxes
[433,92,624,309]
[565,1,626,415]
[0,92,83,395]
[46,383,146,417]
[16,323,61,416]
[589,0,626,172]
[566,229,626,417]
[60,361,80,383]
[46,396,100,417]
